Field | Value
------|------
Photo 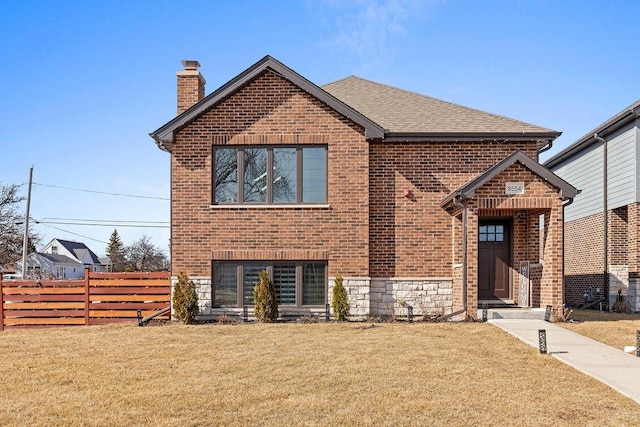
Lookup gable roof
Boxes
[544,99,640,168]
[36,252,80,265]
[53,239,101,265]
[441,150,579,208]
[322,76,561,141]
[150,56,385,152]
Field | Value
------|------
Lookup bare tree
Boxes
[125,235,168,272]
[0,182,38,270]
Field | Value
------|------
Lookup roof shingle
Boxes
[322,76,558,137]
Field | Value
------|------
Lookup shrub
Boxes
[172,272,199,324]
[253,270,279,322]
[612,289,627,313]
[332,275,350,321]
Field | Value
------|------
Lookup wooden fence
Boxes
[0,269,170,331]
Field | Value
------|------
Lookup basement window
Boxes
[212,261,327,307]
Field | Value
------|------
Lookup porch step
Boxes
[477,308,546,321]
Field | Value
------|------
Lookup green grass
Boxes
[0,322,638,426]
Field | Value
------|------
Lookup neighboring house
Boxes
[544,100,640,312]
[16,238,104,279]
[150,55,577,320]
[100,256,113,272]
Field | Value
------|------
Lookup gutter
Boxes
[544,100,640,168]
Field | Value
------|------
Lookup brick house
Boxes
[544,100,640,312]
[150,56,577,320]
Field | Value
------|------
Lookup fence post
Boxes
[84,268,90,326]
[637,330,640,358]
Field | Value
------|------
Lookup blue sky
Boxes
[1,0,638,257]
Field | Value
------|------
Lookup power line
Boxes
[34,221,109,244]
[33,182,170,201]
[37,220,169,228]
[33,218,169,229]
[42,217,169,225]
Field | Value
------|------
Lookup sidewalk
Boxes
[489,319,640,405]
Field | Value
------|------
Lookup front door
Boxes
[478,220,511,300]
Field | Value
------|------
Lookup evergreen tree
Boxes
[106,229,126,272]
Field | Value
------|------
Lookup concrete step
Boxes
[477,308,547,320]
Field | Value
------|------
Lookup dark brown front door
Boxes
[478,220,511,300]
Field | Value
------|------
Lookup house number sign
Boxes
[505,182,525,195]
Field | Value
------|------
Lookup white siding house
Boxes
[16,238,104,279]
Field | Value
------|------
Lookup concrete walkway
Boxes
[489,318,640,405]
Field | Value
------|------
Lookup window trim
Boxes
[212,145,328,206]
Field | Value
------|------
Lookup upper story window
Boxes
[213,145,327,204]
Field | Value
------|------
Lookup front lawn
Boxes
[561,309,640,350]
[0,322,638,426]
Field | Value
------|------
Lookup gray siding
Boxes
[637,125,640,202]
[550,123,638,222]
[606,124,636,210]
[552,143,603,222]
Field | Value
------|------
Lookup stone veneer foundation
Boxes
[172,276,455,320]
[609,265,640,312]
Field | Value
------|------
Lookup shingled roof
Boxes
[322,76,560,140]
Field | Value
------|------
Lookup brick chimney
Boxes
[176,60,206,115]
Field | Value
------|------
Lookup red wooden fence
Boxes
[0,269,170,331]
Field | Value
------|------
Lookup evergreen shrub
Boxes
[253,270,279,322]
[173,272,199,324]
[332,275,350,321]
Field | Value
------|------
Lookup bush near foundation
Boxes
[173,272,199,324]
[253,270,279,322]
[332,275,350,321]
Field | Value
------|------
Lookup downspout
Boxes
[438,194,467,321]
[561,196,576,310]
[594,133,609,309]
[538,139,553,154]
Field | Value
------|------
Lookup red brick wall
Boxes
[171,70,369,277]
[629,203,640,281]
[464,163,565,311]
[170,68,555,303]
[564,205,633,307]
[564,212,605,306]
[609,206,628,265]
[368,144,539,278]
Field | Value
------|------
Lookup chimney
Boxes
[176,60,206,115]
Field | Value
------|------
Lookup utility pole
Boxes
[21,166,33,278]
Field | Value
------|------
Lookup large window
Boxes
[213,146,327,204]
[212,261,327,307]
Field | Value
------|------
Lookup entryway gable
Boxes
[442,150,579,318]
[441,150,578,209]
